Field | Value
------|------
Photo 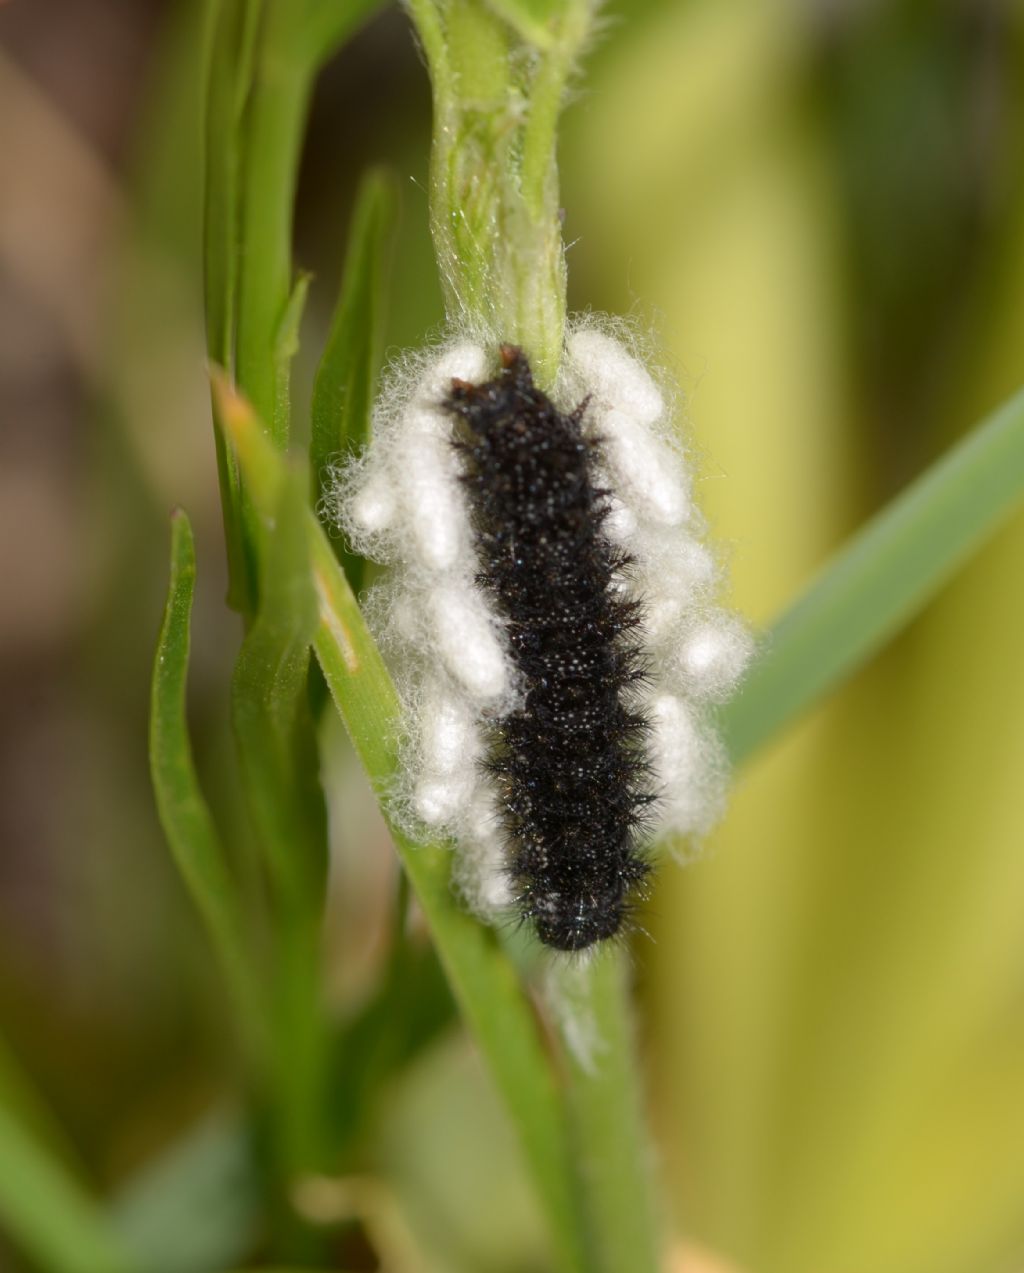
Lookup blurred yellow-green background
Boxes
[2,1,1023,1270]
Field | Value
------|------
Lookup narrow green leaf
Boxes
[222,390,332,1216]
[231,481,328,1196]
[203,0,262,613]
[202,0,258,373]
[231,468,326,910]
[234,2,318,446]
[206,0,318,615]
[0,1032,84,1182]
[723,385,1024,765]
[216,380,590,1273]
[273,270,312,445]
[150,510,263,1052]
[310,168,398,523]
[0,1101,134,1273]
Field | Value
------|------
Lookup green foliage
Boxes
[229,454,331,1212]
[310,167,398,577]
[6,4,1022,1273]
[202,0,388,613]
[149,510,264,1054]
[194,296,1024,1273]
[0,1102,134,1273]
[723,384,1024,766]
[142,2,1024,1270]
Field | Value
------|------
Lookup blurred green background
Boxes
[1,0,1023,1270]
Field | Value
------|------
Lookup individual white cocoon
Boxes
[349,468,396,535]
[428,583,509,703]
[634,526,717,599]
[400,432,468,571]
[672,616,753,701]
[568,327,665,426]
[600,408,689,526]
[415,342,490,406]
[451,787,513,914]
[413,772,477,825]
[643,595,686,646]
[453,832,514,917]
[602,495,638,542]
[648,693,724,837]
[418,686,480,774]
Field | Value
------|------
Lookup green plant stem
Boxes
[216,378,591,1273]
[552,950,662,1273]
[404,4,658,1269]
[518,1,589,216]
[311,541,590,1273]
[406,0,591,385]
[723,384,1024,766]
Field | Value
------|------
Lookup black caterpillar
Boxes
[444,346,655,951]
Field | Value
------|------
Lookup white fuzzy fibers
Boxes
[331,324,751,923]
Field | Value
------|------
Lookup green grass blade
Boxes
[204,0,323,611]
[224,366,325,909]
[273,270,312,446]
[0,1101,134,1273]
[723,385,1024,765]
[234,2,317,445]
[231,463,327,912]
[310,168,398,521]
[150,510,264,1053]
[219,0,392,450]
[202,0,258,374]
[203,0,262,613]
[0,1033,84,1182]
[215,377,590,1273]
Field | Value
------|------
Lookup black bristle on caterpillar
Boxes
[444,346,655,952]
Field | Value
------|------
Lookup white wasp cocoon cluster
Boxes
[331,322,751,935]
